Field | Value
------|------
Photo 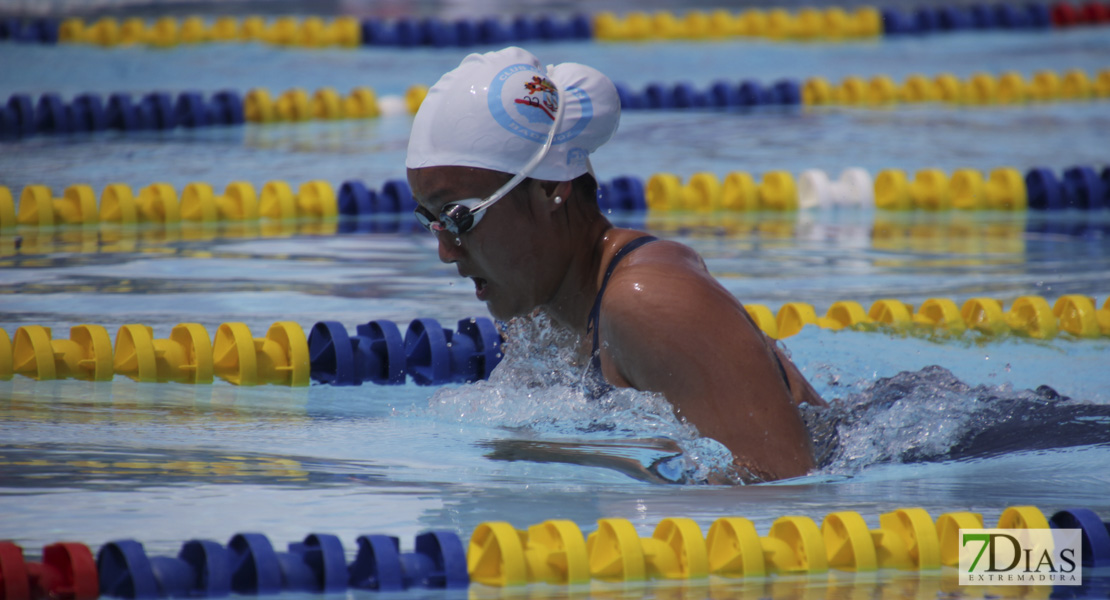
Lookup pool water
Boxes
[2,3,1110,598]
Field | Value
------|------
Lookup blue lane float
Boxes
[34,94,70,135]
[308,319,407,386]
[599,176,648,212]
[970,4,1002,28]
[1027,167,1064,210]
[137,93,176,131]
[358,14,590,47]
[106,94,143,132]
[406,319,458,386]
[380,179,417,213]
[98,539,231,599]
[308,317,502,386]
[95,532,460,599]
[936,6,974,29]
[337,178,418,216]
[0,91,245,139]
[1063,166,1108,210]
[0,18,59,43]
[175,92,209,128]
[348,532,468,591]
[1024,165,1110,211]
[881,8,918,34]
[71,93,108,132]
[1103,166,1110,204]
[881,2,1052,34]
[337,181,378,217]
[1050,508,1110,567]
[643,82,677,109]
[616,79,803,111]
[913,7,943,32]
[336,178,422,232]
[477,17,512,45]
[4,94,35,137]
[404,317,503,385]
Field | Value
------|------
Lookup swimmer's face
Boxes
[408,166,565,321]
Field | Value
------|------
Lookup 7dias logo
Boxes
[960,529,1082,586]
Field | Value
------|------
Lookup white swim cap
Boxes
[406,46,621,182]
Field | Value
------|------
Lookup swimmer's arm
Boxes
[598,259,817,481]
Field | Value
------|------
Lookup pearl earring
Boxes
[554,196,563,205]
[454,236,462,246]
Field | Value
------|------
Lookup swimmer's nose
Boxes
[437,232,463,263]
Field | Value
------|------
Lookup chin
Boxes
[486,298,530,323]
[486,305,517,322]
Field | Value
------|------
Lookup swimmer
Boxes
[406,47,825,483]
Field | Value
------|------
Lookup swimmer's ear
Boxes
[540,180,574,213]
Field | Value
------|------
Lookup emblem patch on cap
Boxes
[517,76,558,123]
[488,63,593,145]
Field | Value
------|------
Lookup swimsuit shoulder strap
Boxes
[588,235,659,358]
[583,235,797,399]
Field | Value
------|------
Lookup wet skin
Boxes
[408,165,822,482]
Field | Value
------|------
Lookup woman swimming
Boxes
[405,47,825,483]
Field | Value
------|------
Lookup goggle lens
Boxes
[411,74,566,238]
[414,200,482,236]
[441,204,475,235]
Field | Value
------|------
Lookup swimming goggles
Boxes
[414,80,568,236]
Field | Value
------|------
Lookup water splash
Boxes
[806,365,1110,476]
[423,316,1110,485]
[421,311,736,483]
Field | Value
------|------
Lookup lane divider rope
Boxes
[4,2,1110,47]
[0,506,1107,598]
[615,68,1110,110]
[0,13,590,48]
[594,2,1107,40]
[0,86,428,139]
[0,317,502,386]
[0,179,415,231]
[3,206,1066,259]
[4,67,1108,140]
[747,294,1110,340]
[2,293,1107,386]
[603,165,1110,212]
[2,163,1107,236]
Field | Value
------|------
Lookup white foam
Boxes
[418,311,737,482]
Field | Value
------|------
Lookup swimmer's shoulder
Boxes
[600,231,730,320]
[604,229,708,277]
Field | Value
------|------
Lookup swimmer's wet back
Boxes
[406,46,821,483]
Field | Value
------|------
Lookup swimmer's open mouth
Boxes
[473,277,489,300]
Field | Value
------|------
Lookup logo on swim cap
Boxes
[567,147,588,168]
[488,63,593,145]
[516,75,558,124]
